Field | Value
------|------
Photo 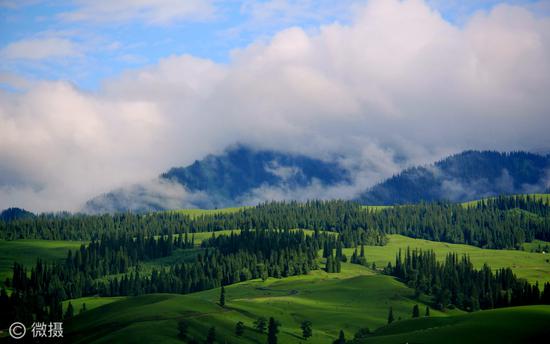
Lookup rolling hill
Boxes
[63,266,550,344]
[358,305,550,344]
[64,264,445,344]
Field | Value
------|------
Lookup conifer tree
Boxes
[326,255,334,273]
[64,301,74,319]
[235,321,245,336]
[206,326,216,344]
[254,317,267,333]
[267,317,280,344]
[177,321,189,340]
[301,320,312,340]
[425,306,430,317]
[412,304,420,318]
[219,285,226,307]
[388,306,394,324]
[333,330,346,344]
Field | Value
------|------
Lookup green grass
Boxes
[359,305,550,344]
[0,239,85,283]
[353,235,550,284]
[522,239,550,252]
[66,263,447,343]
[63,296,127,314]
[188,229,242,245]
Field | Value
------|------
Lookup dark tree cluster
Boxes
[387,248,550,311]
[2,196,549,251]
[350,244,368,266]
[369,196,550,249]
[0,201,386,244]
[1,229,320,328]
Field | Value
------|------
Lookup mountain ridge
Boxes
[357,150,550,205]
[84,147,550,213]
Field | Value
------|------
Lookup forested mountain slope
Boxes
[358,151,550,205]
[84,145,350,213]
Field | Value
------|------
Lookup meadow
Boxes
[64,260,550,344]
[66,262,446,343]
[0,239,85,283]
[2,231,548,290]
[360,305,550,344]
[356,234,550,284]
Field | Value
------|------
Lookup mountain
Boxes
[84,145,351,213]
[160,145,350,200]
[0,207,34,221]
[85,148,550,213]
[357,151,550,205]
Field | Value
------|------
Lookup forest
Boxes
[1,195,550,342]
[2,195,549,249]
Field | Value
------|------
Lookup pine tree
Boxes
[206,326,216,344]
[177,320,188,340]
[254,317,267,333]
[300,320,312,340]
[235,321,245,336]
[64,301,74,319]
[412,304,420,318]
[333,330,346,344]
[267,317,280,344]
[351,249,358,264]
[326,255,334,273]
[387,306,394,324]
[425,306,430,317]
[335,258,341,273]
[219,285,226,307]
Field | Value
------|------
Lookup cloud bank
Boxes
[1,0,550,212]
[0,37,82,60]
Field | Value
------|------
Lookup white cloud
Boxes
[84,178,213,213]
[1,0,550,212]
[0,0,42,9]
[0,37,81,60]
[61,0,215,25]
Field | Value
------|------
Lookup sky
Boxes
[1,0,550,212]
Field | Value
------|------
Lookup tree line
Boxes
[0,229,324,328]
[2,196,549,249]
[386,248,550,311]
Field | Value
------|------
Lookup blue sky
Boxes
[1,0,545,90]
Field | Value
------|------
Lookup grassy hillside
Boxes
[0,239,85,283]
[63,296,127,314]
[3,232,548,289]
[66,263,447,343]
[355,235,550,284]
[359,305,550,344]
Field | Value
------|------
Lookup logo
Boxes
[9,322,26,339]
